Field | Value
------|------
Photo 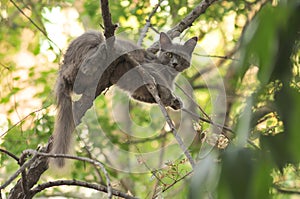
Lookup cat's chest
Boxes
[143,64,178,88]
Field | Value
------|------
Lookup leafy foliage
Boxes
[0,0,299,198]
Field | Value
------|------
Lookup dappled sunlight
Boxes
[1,0,299,198]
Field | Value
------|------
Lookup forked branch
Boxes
[148,0,218,53]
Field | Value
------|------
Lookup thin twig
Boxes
[175,83,211,121]
[137,0,164,46]
[162,171,193,193]
[124,131,170,144]
[193,53,239,61]
[175,83,234,134]
[148,0,218,53]
[190,45,239,83]
[1,105,50,138]
[158,105,196,168]
[30,180,138,199]
[0,148,19,162]
[0,62,11,70]
[182,108,234,133]
[76,130,105,183]
[9,0,61,54]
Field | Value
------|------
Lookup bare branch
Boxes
[148,0,218,53]
[30,180,139,199]
[0,62,11,70]
[0,148,19,162]
[175,83,212,121]
[181,108,233,134]
[7,143,51,199]
[100,0,118,39]
[137,0,164,46]
[162,171,193,193]
[193,53,239,61]
[28,150,112,199]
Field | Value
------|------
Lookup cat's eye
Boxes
[166,52,173,58]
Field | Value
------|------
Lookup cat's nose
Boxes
[172,62,178,67]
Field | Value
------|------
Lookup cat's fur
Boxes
[52,30,197,167]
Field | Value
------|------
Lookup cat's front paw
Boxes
[170,97,182,110]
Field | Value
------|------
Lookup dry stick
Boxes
[137,0,164,46]
[30,180,138,199]
[193,53,239,61]
[147,0,218,53]
[27,150,113,199]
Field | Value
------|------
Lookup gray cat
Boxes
[52,30,197,167]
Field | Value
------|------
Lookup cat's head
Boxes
[158,32,197,72]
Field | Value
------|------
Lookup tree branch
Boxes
[7,141,51,199]
[100,0,118,39]
[0,153,38,190]
[1,105,50,138]
[148,0,218,53]
[9,0,61,54]
[137,0,164,46]
[26,150,113,199]
[30,180,139,199]
[0,148,19,162]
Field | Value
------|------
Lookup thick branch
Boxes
[100,0,117,38]
[7,141,51,199]
[148,0,218,52]
[25,150,112,199]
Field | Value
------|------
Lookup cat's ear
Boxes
[184,37,198,54]
[159,32,172,50]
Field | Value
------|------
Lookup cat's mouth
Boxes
[172,63,179,69]
[168,64,181,73]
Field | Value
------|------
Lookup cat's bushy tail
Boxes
[51,78,75,167]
